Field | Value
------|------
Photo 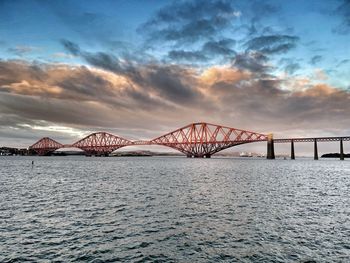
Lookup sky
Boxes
[0,0,349,154]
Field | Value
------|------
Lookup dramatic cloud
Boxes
[0,60,180,112]
[1,56,349,148]
[138,0,297,71]
[139,0,238,45]
[61,40,203,106]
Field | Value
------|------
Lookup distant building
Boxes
[0,147,30,156]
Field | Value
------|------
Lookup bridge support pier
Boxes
[291,139,295,160]
[340,138,344,160]
[267,134,275,159]
[314,139,318,160]
[186,154,211,158]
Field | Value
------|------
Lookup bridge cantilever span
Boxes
[71,132,132,156]
[29,137,64,156]
[150,122,268,158]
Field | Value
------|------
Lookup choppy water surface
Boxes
[0,156,349,262]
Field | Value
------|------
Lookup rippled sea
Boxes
[0,156,349,262]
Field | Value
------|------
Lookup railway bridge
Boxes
[29,122,349,160]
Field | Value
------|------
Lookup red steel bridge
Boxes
[29,122,349,160]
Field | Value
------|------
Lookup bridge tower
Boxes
[291,139,295,159]
[29,137,63,156]
[267,133,275,159]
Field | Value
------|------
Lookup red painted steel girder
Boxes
[29,137,64,156]
[72,132,132,155]
[150,122,267,157]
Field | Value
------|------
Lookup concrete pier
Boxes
[267,134,275,159]
[186,154,211,158]
[340,138,344,160]
[314,139,318,160]
[291,139,295,160]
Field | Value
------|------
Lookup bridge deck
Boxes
[274,136,350,143]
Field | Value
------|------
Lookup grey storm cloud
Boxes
[0,60,176,113]
[167,38,236,63]
[232,51,270,74]
[139,0,238,45]
[202,39,236,57]
[245,35,299,54]
[208,77,350,133]
[143,65,198,103]
[157,19,224,43]
[144,0,234,24]
[137,0,293,67]
[0,93,110,127]
[61,40,202,105]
